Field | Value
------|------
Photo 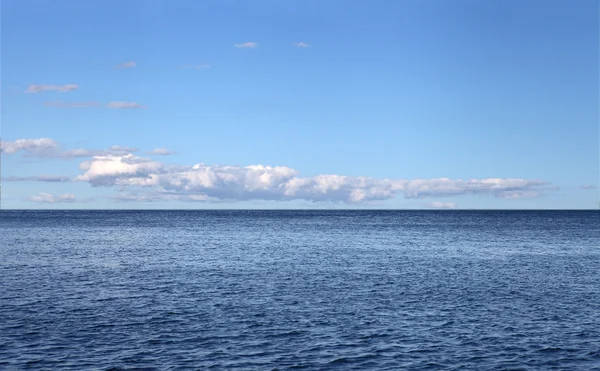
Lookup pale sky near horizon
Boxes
[1,0,598,209]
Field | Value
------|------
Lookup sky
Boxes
[1,0,598,209]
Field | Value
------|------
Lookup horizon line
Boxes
[0,208,598,211]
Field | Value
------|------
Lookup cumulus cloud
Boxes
[115,61,136,69]
[25,84,79,93]
[29,192,76,203]
[0,138,59,156]
[71,153,555,204]
[148,148,176,155]
[2,175,70,182]
[234,42,257,48]
[4,138,557,205]
[581,184,598,190]
[425,202,457,209]
[107,102,145,109]
[74,154,165,187]
[293,42,310,47]
[44,101,99,108]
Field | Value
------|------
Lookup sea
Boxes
[0,210,599,370]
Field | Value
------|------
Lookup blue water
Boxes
[1,210,599,370]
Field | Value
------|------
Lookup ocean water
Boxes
[0,210,599,370]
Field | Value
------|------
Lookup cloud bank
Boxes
[72,153,554,204]
[4,138,558,205]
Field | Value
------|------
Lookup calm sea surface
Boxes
[1,210,599,370]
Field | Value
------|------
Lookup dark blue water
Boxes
[1,210,599,370]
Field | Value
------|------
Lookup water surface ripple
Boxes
[1,210,599,370]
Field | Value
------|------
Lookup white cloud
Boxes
[148,148,176,155]
[0,138,139,159]
[4,138,558,205]
[44,101,99,108]
[425,202,457,209]
[71,153,554,204]
[234,42,257,48]
[25,84,79,93]
[115,61,136,69]
[581,185,598,190]
[29,192,76,203]
[59,145,139,158]
[107,102,145,109]
[74,154,165,187]
[60,149,105,158]
[0,138,59,156]
[293,42,310,48]
[108,145,140,154]
[2,175,70,182]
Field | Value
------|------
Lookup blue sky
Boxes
[1,0,598,209]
